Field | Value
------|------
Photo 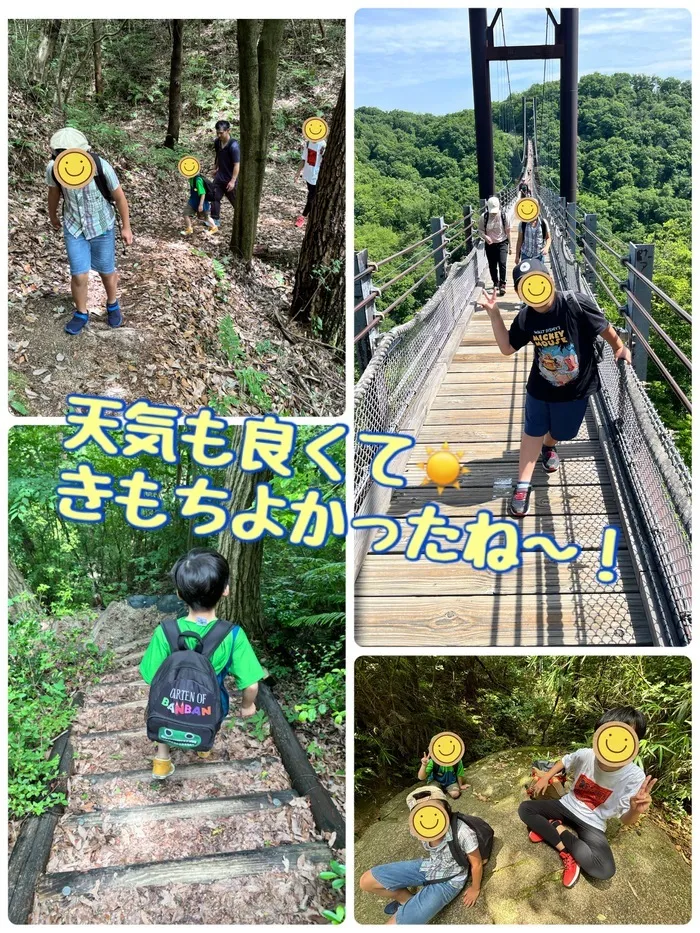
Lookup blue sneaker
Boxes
[65,312,89,335]
[107,302,123,328]
[384,901,400,916]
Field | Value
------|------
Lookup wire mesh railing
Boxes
[534,173,692,643]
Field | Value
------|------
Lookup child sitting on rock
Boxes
[140,547,264,779]
[359,786,484,924]
[518,706,655,889]
[418,732,469,799]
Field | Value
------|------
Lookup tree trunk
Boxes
[164,20,184,149]
[9,558,41,621]
[289,73,345,345]
[35,19,61,85]
[215,428,272,640]
[92,21,104,99]
[230,19,286,262]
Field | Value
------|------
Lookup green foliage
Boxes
[9,607,111,819]
[293,667,345,727]
[218,316,246,364]
[235,709,268,743]
[355,656,691,819]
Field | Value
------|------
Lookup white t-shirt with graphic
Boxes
[301,140,326,185]
[560,748,645,831]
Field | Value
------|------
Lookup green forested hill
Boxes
[355,72,691,461]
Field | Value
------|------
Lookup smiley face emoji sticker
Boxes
[409,801,449,841]
[178,156,201,179]
[515,197,540,223]
[54,148,97,190]
[516,262,555,310]
[302,117,328,142]
[593,721,639,767]
[429,731,465,768]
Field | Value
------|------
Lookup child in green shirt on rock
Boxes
[140,548,264,779]
[181,174,218,236]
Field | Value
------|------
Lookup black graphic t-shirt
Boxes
[508,291,609,402]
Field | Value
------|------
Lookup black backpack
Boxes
[146,618,234,751]
[519,217,549,239]
[52,152,114,204]
[422,811,494,884]
[194,174,216,203]
[483,207,507,231]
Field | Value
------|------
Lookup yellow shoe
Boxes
[152,757,175,780]
[197,750,212,759]
[180,229,193,237]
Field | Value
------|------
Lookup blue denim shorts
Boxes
[64,224,116,276]
[524,392,590,441]
[370,860,462,924]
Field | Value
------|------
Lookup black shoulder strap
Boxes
[541,216,549,236]
[201,619,234,659]
[447,813,471,869]
[160,618,181,653]
[91,153,114,204]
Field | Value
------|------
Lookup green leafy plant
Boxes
[319,861,346,924]
[9,608,111,818]
[236,708,268,743]
[294,668,345,726]
[218,316,246,365]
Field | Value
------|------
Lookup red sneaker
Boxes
[294,215,305,227]
[528,819,562,843]
[559,850,580,888]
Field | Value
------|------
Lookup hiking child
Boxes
[139,548,264,780]
[210,119,240,226]
[359,786,487,924]
[418,731,469,799]
[478,195,510,296]
[46,127,133,335]
[181,171,218,236]
[294,135,326,227]
[515,210,550,264]
[479,258,631,518]
[518,707,653,889]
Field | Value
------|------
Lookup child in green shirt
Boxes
[418,751,469,799]
[181,174,218,236]
[140,548,264,779]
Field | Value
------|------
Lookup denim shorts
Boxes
[524,393,590,441]
[370,860,462,924]
[64,224,116,276]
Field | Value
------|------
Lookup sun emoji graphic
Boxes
[417,442,470,494]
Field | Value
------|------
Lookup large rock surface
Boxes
[355,748,691,925]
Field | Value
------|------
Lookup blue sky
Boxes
[354,7,692,113]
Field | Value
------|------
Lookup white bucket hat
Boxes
[50,127,90,151]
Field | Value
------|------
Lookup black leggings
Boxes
[302,181,317,217]
[484,239,508,287]
[518,798,616,880]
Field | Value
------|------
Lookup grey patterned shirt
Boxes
[420,822,479,889]
[46,157,120,240]
[521,218,547,259]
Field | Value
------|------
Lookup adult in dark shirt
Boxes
[479,258,631,517]
[210,120,241,225]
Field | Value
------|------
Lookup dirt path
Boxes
[9,152,344,418]
[30,638,341,924]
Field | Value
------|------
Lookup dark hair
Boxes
[215,120,230,132]
[170,548,229,610]
[595,706,647,740]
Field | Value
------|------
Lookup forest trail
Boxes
[355,212,652,647]
[9,135,343,418]
[29,633,338,923]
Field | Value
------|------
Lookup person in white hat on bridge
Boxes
[478,195,510,296]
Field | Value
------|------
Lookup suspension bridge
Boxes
[353,9,691,648]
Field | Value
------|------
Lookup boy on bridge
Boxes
[140,548,263,780]
[480,258,631,518]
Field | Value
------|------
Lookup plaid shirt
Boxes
[420,822,478,889]
[521,218,545,259]
[46,158,120,240]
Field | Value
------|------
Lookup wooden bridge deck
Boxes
[355,219,652,647]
